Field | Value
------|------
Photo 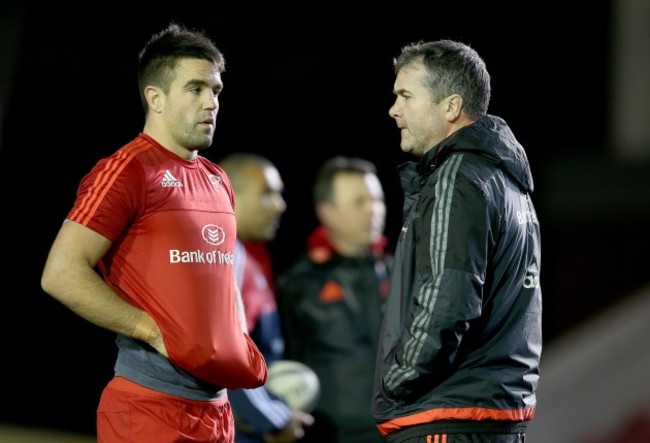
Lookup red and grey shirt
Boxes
[68,133,266,398]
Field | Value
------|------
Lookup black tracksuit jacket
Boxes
[372,115,543,439]
[277,226,391,443]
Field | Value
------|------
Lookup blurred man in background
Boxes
[277,156,390,443]
[220,153,313,443]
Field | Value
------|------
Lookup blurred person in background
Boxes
[277,156,391,443]
[220,153,314,443]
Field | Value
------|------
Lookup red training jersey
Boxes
[68,133,267,389]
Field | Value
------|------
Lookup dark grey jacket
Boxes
[277,226,391,443]
[372,115,542,438]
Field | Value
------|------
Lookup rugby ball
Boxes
[266,359,320,412]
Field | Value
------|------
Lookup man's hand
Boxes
[263,410,314,443]
[132,311,168,357]
[148,328,168,358]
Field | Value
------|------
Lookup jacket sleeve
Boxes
[229,386,293,435]
[384,155,489,400]
[276,265,314,361]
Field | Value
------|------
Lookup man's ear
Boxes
[445,93,463,121]
[144,86,164,114]
[315,201,331,224]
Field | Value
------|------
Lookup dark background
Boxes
[1,1,648,436]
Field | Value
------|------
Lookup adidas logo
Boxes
[162,170,183,187]
[209,174,223,188]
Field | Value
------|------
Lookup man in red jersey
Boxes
[41,23,266,443]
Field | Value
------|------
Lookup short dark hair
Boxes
[137,23,225,112]
[313,156,377,204]
[218,153,275,193]
[394,39,491,119]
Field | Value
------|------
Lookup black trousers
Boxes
[386,421,528,443]
[393,434,525,443]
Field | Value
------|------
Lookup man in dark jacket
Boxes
[277,156,391,443]
[372,40,542,443]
